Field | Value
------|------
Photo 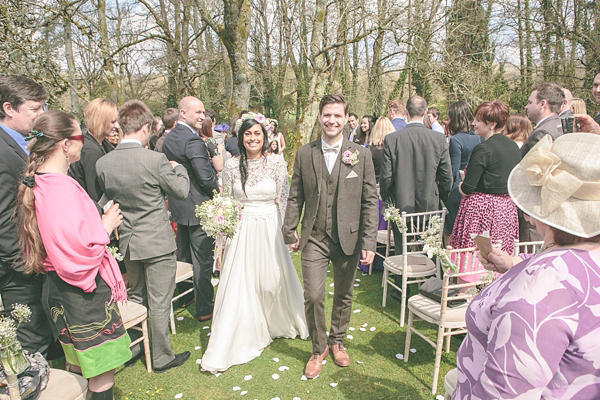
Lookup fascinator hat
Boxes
[507,133,600,238]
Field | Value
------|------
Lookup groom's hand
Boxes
[288,232,300,252]
[360,250,375,265]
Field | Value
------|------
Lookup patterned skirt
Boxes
[41,272,131,378]
[450,192,519,278]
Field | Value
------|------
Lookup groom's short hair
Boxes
[319,94,348,115]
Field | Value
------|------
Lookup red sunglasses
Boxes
[67,134,85,143]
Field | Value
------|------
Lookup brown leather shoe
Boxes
[197,313,213,322]
[305,346,329,379]
[331,343,350,367]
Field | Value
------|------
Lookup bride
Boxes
[201,117,308,373]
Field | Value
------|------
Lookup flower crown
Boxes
[234,112,266,134]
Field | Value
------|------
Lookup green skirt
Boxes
[42,271,131,378]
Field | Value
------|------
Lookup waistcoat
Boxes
[311,152,341,243]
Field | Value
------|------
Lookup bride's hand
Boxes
[288,232,300,252]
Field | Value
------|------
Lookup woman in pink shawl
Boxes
[16,110,130,400]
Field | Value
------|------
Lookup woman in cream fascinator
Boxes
[451,132,600,399]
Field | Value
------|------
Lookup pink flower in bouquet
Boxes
[214,215,225,224]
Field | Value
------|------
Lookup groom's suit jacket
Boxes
[283,137,378,256]
[96,142,190,261]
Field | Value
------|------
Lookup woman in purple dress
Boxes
[453,133,600,399]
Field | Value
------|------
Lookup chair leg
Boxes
[404,311,413,363]
[169,302,176,335]
[368,261,373,275]
[432,324,445,394]
[382,269,388,307]
[445,329,451,353]
[142,319,152,373]
[400,275,408,328]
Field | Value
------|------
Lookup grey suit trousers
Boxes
[125,250,177,369]
[301,236,360,354]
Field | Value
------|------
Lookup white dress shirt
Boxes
[321,136,343,174]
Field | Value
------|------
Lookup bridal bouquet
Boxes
[195,190,243,239]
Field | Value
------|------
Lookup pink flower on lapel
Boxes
[342,150,360,166]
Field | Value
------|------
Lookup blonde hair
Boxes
[84,98,117,142]
[370,117,396,147]
[571,98,587,115]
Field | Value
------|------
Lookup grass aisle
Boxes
[113,253,459,399]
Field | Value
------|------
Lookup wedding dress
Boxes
[201,155,309,373]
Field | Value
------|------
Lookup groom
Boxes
[283,94,378,378]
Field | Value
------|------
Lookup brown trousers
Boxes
[301,236,360,354]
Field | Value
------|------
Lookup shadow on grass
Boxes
[330,368,430,400]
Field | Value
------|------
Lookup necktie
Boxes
[322,143,340,153]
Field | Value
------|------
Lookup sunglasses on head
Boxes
[67,134,85,143]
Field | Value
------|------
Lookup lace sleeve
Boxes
[223,158,237,195]
[274,156,289,218]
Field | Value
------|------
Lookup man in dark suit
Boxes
[97,100,191,373]
[380,96,453,301]
[387,99,407,131]
[0,75,54,356]
[283,94,378,379]
[521,82,565,157]
[162,96,219,321]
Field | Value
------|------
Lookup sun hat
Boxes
[507,133,600,238]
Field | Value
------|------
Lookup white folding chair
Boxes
[513,239,544,257]
[170,261,194,334]
[382,209,447,327]
[404,247,486,394]
[119,302,152,373]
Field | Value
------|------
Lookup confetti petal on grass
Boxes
[410,348,416,353]
[271,398,281,400]
[355,279,361,282]
[326,332,329,336]
[370,327,376,332]
[293,398,301,400]
[195,346,201,350]
[322,359,327,365]
[233,387,241,391]
[356,360,364,364]
[176,316,184,321]
[346,335,353,340]
[362,323,368,327]
[244,375,252,381]
[272,357,279,362]
[278,366,289,371]
[348,327,355,331]
[328,292,334,295]
[196,359,202,364]
[272,374,280,380]
[300,375,308,381]
[353,309,361,313]
[362,273,367,276]
[215,373,222,378]
[207,332,211,337]
[202,326,209,330]
[436,396,444,400]
[354,284,359,287]
[330,383,338,387]
[174,394,182,399]
[395,353,404,360]
[240,391,248,396]
[329,283,334,287]
[359,328,366,332]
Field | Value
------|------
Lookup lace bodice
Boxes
[223,155,289,218]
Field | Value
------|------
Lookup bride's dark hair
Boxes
[237,118,269,195]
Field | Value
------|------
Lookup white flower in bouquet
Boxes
[106,246,123,261]
[195,190,244,239]
[420,215,458,274]
[382,202,408,232]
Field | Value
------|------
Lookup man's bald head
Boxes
[406,96,428,119]
[561,88,573,112]
[178,96,205,132]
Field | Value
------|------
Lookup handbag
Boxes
[418,277,467,308]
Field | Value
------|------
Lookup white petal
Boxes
[322,359,327,365]
[233,387,241,391]
[395,353,404,360]
[347,335,353,340]
[353,309,361,313]
[177,316,184,321]
[362,273,367,276]
[327,270,331,273]
[300,375,308,381]
[278,366,289,371]
[356,360,364,364]
[436,396,445,400]
[362,323,368,327]
[354,284,359,287]
[240,391,248,396]
[207,332,211,336]
[244,375,252,381]
[326,332,329,336]
[202,326,209,330]
[196,359,202,364]
[355,279,361,282]
[359,328,366,332]
[348,327,355,331]
[329,283,334,287]
[215,373,222,378]
[272,357,279,362]
[328,292,334,295]
[330,383,338,387]
[293,398,301,400]
[272,374,280,380]
[271,398,281,400]
[174,394,183,399]
[410,348,416,353]
[370,327,376,332]
[195,346,201,350]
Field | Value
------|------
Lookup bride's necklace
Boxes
[537,242,557,253]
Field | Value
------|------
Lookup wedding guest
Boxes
[504,113,532,148]
[104,129,120,152]
[0,75,53,357]
[201,117,308,373]
[355,115,375,145]
[199,116,225,173]
[369,116,396,183]
[68,98,118,202]
[97,100,191,373]
[450,101,521,275]
[387,99,407,131]
[427,107,445,134]
[268,119,286,153]
[571,97,587,115]
[148,116,163,150]
[267,139,284,162]
[16,110,130,399]
[456,133,600,399]
[155,108,177,153]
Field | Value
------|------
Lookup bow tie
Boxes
[322,143,341,153]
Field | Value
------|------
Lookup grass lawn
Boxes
[109,252,460,399]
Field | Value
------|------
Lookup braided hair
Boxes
[16,110,78,274]
[237,118,269,196]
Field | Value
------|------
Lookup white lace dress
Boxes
[201,156,308,373]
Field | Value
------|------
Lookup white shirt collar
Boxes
[121,138,142,146]
[177,121,197,135]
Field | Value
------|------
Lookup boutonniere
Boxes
[342,150,359,166]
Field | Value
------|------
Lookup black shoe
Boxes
[86,386,113,400]
[154,351,190,374]
[124,352,144,367]
[390,290,403,302]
